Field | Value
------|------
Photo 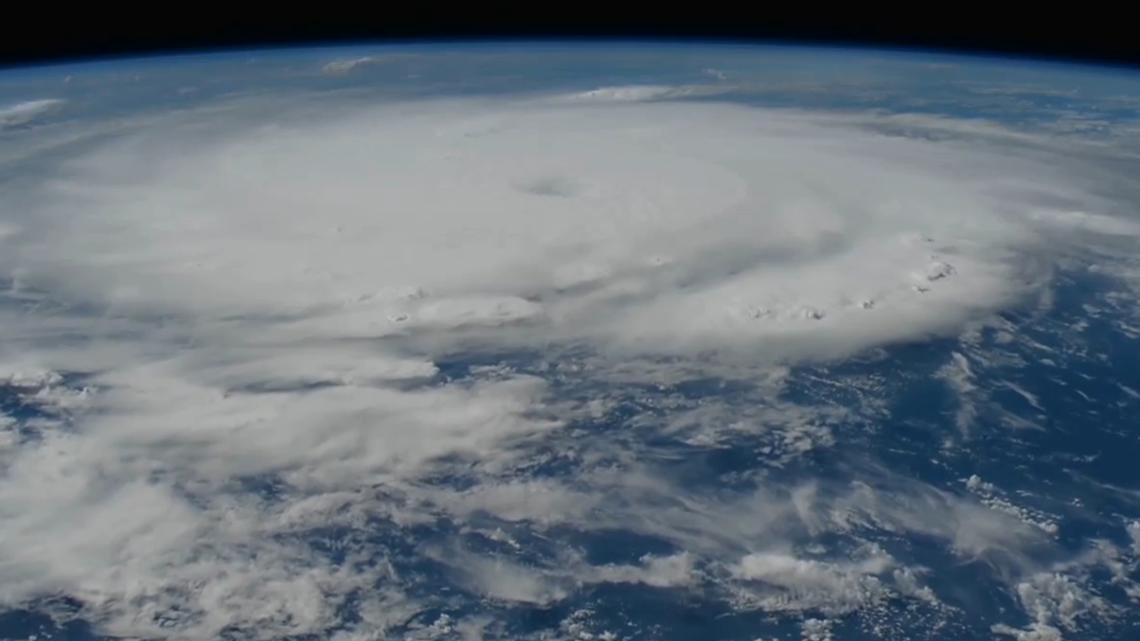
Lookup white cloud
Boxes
[321,56,381,75]
[0,99,63,129]
[589,552,696,588]
[993,572,1112,641]
[558,84,730,102]
[992,621,1064,641]
[801,618,835,641]
[939,352,980,437]
[321,54,417,76]
[731,550,893,614]
[430,547,697,608]
[440,550,571,605]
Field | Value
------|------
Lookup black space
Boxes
[2,10,1139,70]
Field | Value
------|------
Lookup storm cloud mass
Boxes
[1,48,1140,641]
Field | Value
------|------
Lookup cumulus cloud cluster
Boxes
[0,82,1138,639]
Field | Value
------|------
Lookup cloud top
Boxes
[9,98,1116,362]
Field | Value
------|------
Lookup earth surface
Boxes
[1,43,1140,641]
